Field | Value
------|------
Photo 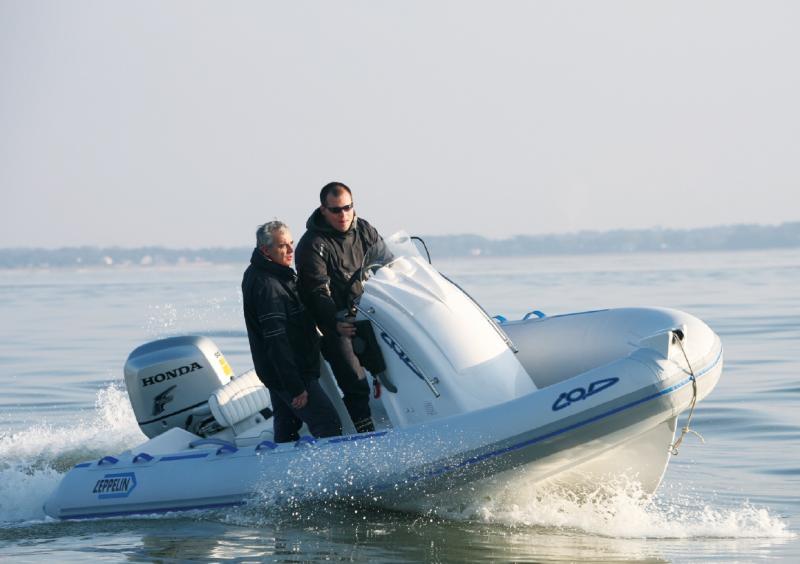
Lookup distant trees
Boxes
[1,222,798,268]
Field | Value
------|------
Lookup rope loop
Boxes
[669,332,705,456]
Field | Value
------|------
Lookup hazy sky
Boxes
[2,1,798,248]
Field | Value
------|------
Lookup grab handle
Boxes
[255,440,278,452]
[189,438,236,450]
[294,436,317,447]
[523,310,546,320]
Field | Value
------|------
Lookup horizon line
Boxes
[1,220,798,252]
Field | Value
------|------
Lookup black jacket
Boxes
[295,210,385,335]
[242,249,320,397]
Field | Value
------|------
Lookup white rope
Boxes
[669,332,705,456]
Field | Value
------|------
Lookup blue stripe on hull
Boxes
[60,500,246,520]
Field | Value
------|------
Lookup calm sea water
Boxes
[1,249,798,562]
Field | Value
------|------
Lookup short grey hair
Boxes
[256,220,288,248]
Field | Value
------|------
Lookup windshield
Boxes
[384,231,428,263]
[359,231,426,278]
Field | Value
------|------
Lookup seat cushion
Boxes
[208,370,270,428]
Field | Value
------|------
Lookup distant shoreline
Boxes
[1,222,798,269]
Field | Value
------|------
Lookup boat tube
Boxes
[43,233,722,520]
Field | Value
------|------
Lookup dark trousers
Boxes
[321,334,374,432]
[269,379,342,443]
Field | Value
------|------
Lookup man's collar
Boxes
[250,248,295,277]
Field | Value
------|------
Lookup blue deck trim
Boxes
[60,500,245,520]
[72,432,388,474]
[398,346,723,486]
[160,452,210,462]
[328,431,388,444]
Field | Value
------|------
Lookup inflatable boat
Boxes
[44,233,723,520]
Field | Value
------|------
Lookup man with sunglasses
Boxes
[295,182,387,434]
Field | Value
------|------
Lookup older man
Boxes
[295,182,388,434]
[242,220,342,442]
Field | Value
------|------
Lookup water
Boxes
[1,249,798,562]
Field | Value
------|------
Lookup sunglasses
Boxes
[325,203,354,214]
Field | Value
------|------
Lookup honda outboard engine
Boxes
[124,336,234,438]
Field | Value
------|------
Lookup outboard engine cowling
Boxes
[124,336,234,438]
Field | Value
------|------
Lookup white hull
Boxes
[44,306,722,520]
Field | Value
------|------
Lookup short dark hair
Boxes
[320,182,352,205]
